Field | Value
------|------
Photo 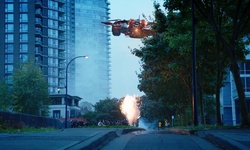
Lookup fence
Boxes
[0,111,63,129]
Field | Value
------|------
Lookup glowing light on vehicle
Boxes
[134,28,139,33]
[141,20,147,26]
[120,95,140,126]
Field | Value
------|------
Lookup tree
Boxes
[132,3,221,125]
[140,96,169,122]
[79,101,93,114]
[194,0,250,126]
[0,80,12,111]
[94,98,124,120]
[12,61,50,116]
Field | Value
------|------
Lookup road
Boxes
[102,130,221,150]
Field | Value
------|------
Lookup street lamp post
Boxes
[65,55,88,128]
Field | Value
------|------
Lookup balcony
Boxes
[35,0,43,7]
[58,7,65,13]
[35,30,46,37]
[58,35,66,41]
[35,49,43,56]
[58,17,65,22]
[35,9,43,17]
[58,26,66,31]
[59,63,65,69]
[48,44,58,48]
[58,44,65,49]
[58,53,65,59]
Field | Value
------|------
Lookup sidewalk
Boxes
[0,128,119,150]
[170,128,250,150]
[197,129,250,150]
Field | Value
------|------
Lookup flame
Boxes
[120,95,140,126]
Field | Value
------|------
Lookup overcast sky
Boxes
[109,0,160,98]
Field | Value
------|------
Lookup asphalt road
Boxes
[102,130,221,150]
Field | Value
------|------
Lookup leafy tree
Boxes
[133,3,221,125]
[194,0,250,126]
[12,61,50,116]
[81,111,98,123]
[94,98,125,120]
[0,80,13,111]
[140,96,169,122]
[150,1,250,126]
[79,101,93,114]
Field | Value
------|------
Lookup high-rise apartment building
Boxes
[74,0,111,103]
[0,0,111,116]
[0,0,69,93]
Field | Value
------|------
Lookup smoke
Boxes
[120,95,140,126]
[138,117,158,130]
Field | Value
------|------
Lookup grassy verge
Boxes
[0,126,56,134]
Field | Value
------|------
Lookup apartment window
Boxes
[35,46,42,53]
[5,4,14,12]
[36,8,41,14]
[20,3,28,12]
[53,110,61,118]
[48,38,58,47]
[48,0,58,9]
[5,24,14,32]
[5,65,13,73]
[19,0,28,2]
[5,75,13,84]
[35,56,42,64]
[246,60,250,74]
[48,19,58,28]
[48,29,58,37]
[20,44,28,53]
[246,77,250,92]
[242,77,250,92]
[5,34,14,43]
[48,48,53,56]
[5,14,14,22]
[48,10,58,19]
[36,37,42,43]
[20,54,28,63]
[20,14,28,22]
[5,44,14,53]
[20,34,28,42]
[240,63,244,74]
[35,18,42,24]
[36,27,42,33]
[20,24,28,32]
[5,54,13,63]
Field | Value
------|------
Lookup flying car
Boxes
[102,19,155,38]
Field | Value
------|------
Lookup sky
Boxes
[109,0,162,98]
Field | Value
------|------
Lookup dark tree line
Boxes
[132,1,250,127]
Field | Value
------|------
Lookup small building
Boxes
[49,94,82,119]
[220,55,250,125]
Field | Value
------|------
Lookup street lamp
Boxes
[65,55,88,128]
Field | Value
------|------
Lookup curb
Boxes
[205,133,250,150]
[66,128,145,150]
[169,128,250,150]
[66,131,118,150]
[122,128,146,134]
